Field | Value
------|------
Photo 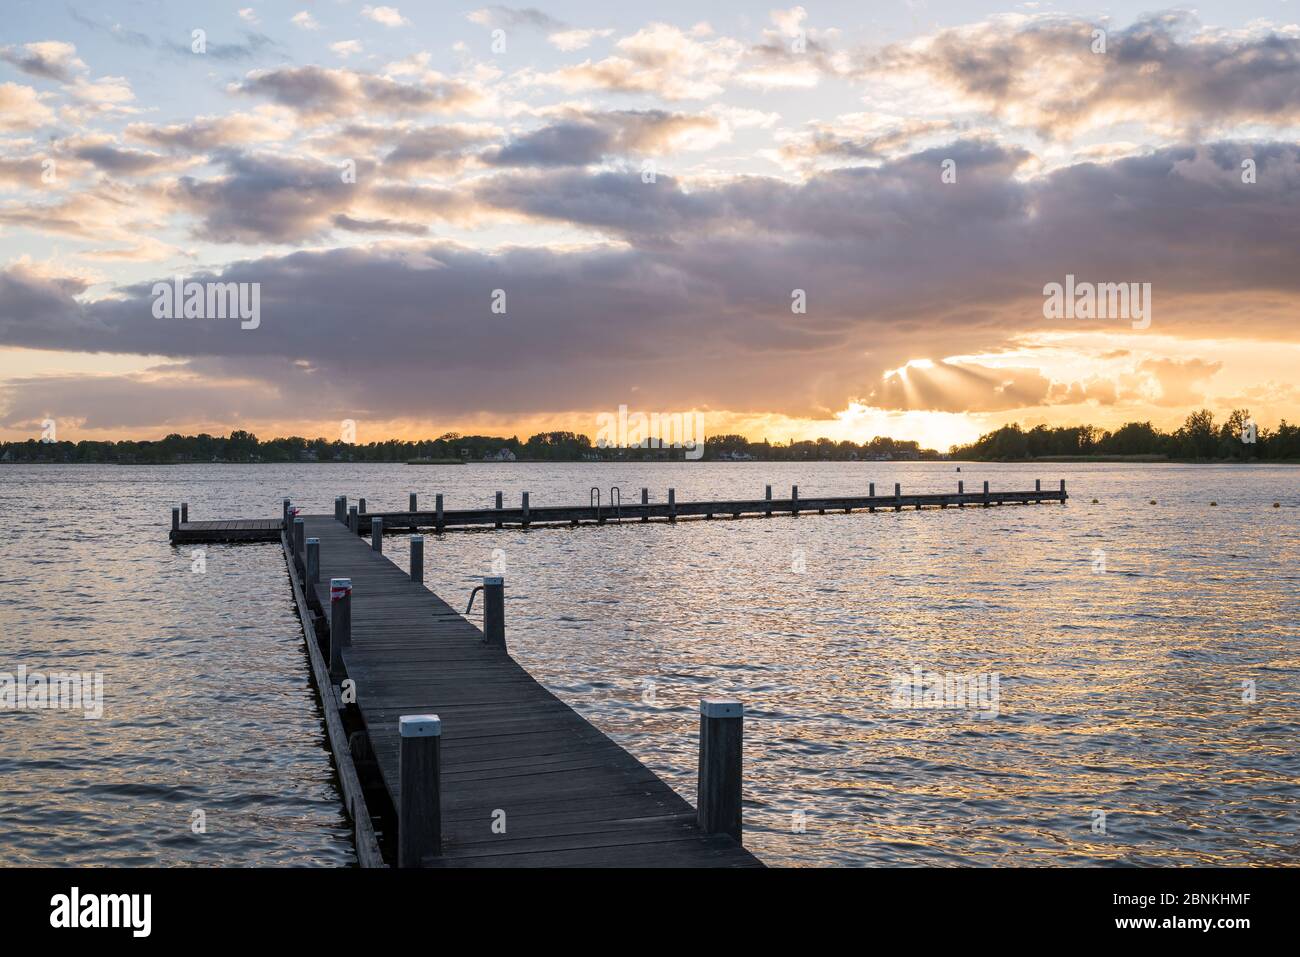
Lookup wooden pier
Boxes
[168,479,1066,866]
[355,480,1069,533]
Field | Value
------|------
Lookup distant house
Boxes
[716,450,756,461]
[484,448,517,462]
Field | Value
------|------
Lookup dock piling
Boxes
[765,485,772,517]
[172,506,180,533]
[435,494,444,534]
[282,498,290,528]
[1060,478,1066,498]
[371,516,383,553]
[306,538,320,584]
[895,483,902,511]
[410,492,418,512]
[335,496,344,522]
[348,505,359,534]
[410,535,423,584]
[792,485,799,516]
[697,699,743,842]
[482,576,505,649]
[869,482,875,513]
[983,481,990,506]
[397,715,442,867]
[958,480,964,507]
[293,516,305,562]
[641,487,648,522]
[359,497,366,515]
[1035,479,1041,492]
[329,578,352,680]
[522,492,530,528]
[495,491,503,528]
[668,488,676,522]
[181,502,188,523]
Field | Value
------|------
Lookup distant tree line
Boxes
[1,429,942,463]
[949,410,1300,461]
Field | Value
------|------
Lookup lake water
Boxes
[1,462,1296,866]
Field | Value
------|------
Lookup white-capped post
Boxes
[398,714,442,867]
[371,515,383,553]
[306,537,320,584]
[329,578,352,680]
[697,699,744,842]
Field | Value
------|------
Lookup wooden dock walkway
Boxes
[168,479,1067,866]
[294,514,760,867]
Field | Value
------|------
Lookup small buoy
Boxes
[1274,502,1281,508]
[1149,499,1157,505]
[1210,502,1217,506]
[1091,498,1099,504]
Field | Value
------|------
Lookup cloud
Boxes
[125,112,290,151]
[861,13,1300,139]
[547,29,614,52]
[232,65,481,122]
[362,6,409,28]
[58,135,190,176]
[483,110,722,167]
[1137,358,1223,407]
[871,361,1053,412]
[467,7,565,32]
[0,82,54,130]
[291,11,321,31]
[331,40,363,59]
[4,140,1298,427]
[528,23,745,100]
[0,41,87,82]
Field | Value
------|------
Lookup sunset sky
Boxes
[1,1,1297,451]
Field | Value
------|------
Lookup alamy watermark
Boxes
[890,666,1000,719]
[595,404,705,460]
[1,664,103,719]
[152,275,260,330]
[1043,274,1151,329]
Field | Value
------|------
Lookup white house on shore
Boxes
[484,448,517,462]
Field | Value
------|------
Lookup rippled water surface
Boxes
[1,462,1296,866]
